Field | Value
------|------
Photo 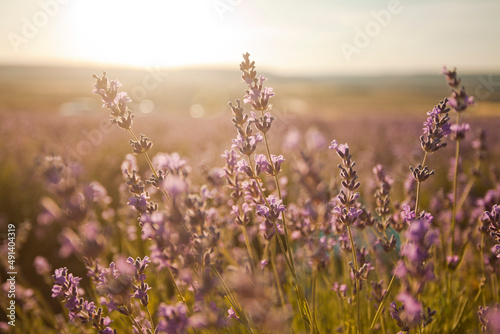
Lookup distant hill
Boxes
[1,65,499,118]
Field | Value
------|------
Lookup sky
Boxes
[0,0,499,76]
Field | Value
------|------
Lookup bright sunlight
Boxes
[65,0,240,67]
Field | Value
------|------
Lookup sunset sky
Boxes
[1,0,499,76]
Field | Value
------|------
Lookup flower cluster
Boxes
[442,66,475,113]
[52,268,115,334]
[256,195,286,239]
[156,302,190,333]
[421,99,451,153]
[92,72,133,130]
[329,140,362,226]
[240,52,275,112]
[482,204,500,257]
[373,164,393,227]
[478,306,500,332]
[391,207,438,331]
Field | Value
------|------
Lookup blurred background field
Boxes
[1,64,500,221]
[1,64,500,235]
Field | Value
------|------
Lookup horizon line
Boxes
[1,59,500,78]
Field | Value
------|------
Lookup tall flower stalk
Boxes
[239,53,296,276]
[329,140,363,333]
[228,53,317,333]
[92,72,173,207]
[442,66,474,255]
[370,99,451,331]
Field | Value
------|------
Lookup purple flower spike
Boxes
[450,123,470,140]
[53,267,68,285]
[256,204,270,218]
[482,204,500,253]
[270,155,285,174]
[254,154,270,175]
[329,140,349,158]
[397,292,422,324]
[420,99,451,153]
[157,302,189,334]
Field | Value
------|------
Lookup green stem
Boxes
[370,274,396,331]
[146,306,156,333]
[415,152,428,214]
[492,273,499,303]
[210,265,255,334]
[247,154,315,332]
[246,156,294,276]
[479,233,487,306]
[262,130,297,275]
[166,266,187,306]
[241,223,256,271]
[450,113,462,255]
[311,270,318,334]
[270,239,287,308]
[128,129,173,207]
[456,177,474,214]
[128,310,144,333]
[347,225,360,334]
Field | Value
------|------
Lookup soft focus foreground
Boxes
[1,55,500,333]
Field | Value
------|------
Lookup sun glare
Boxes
[66,0,235,68]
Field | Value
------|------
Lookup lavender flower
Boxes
[222,149,239,173]
[129,134,153,154]
[269,154,285,175]
[240,53,275,111]
[257,195,286,240]
[157,302,190,334]
[410,164,434,182]
[231,133,263,156]
[329,139,361,226]
[392,208,437,330]
[253,154,269,175]
[450,122,471,140]
[162,175,188,198]
[250,111,274,133]
[227,307,240,320]
[153,152,188,175]
[33,256,52,276]
[396,293,422,327]
[373,164,393,229]
[93,72,134,130]
[420,99,451,153]
[482,204,500,257]
[449,87,475,112]
[332,282,348,299]
[479,306,500,332]
[442,66,475,113]
[329,140,350,158]
[442,66,461,88]
[52,268,115,333]
[256,195,286,222]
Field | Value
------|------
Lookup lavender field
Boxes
[1,52,500,334]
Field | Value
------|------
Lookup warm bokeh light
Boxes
[64,0,240,68]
